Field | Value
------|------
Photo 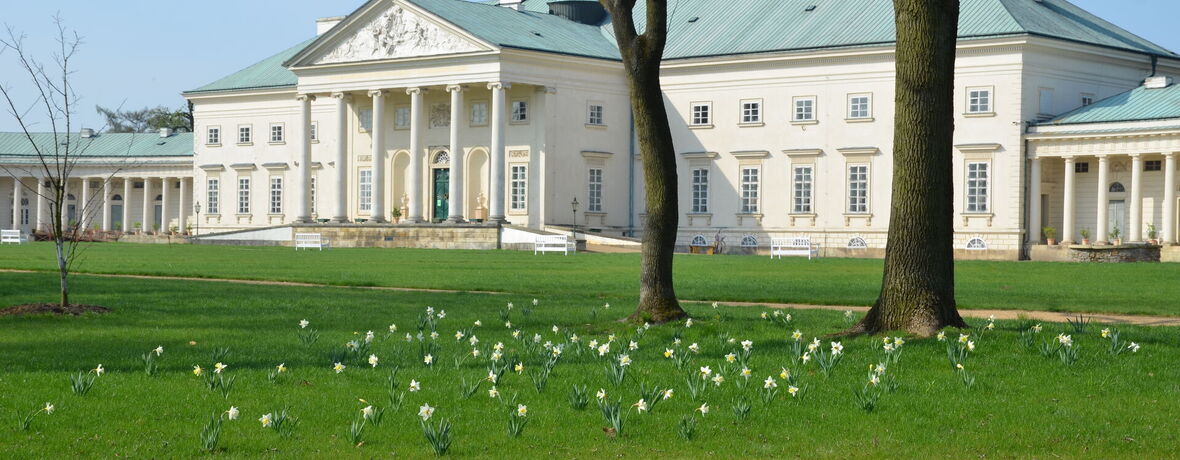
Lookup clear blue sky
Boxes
[2,0,1178,132]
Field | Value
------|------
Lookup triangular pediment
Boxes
[299,0,492,66]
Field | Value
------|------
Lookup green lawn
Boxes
[1,242,1179,316]
[1,271,1179,457]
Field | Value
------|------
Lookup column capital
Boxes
[446,84,464,93]
[296,93,317,102]
[367,89,386,98]
[1166,152,1178,158]
[536,85,557,94]
[1063,156,1076,163]
[1096,154,1110,162]
[487,82,511,91]
[331,92,350,100]
[1129,153,1144,159]
[406,87,423,95]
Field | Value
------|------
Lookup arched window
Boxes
[740,235,758,248]
[966,237,987,250]
[847,237,868,249]
[154,195,163,201]
[433,151,450,166]
[67,194,76,201]
[111,194,123,201]
[1109,182,1125,193]
[690,235,708,246]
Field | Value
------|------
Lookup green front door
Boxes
[433,168,450,222]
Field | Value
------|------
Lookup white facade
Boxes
[67,0,1161,259]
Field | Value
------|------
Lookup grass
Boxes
[1,271,1179,458]
[1,242,1180,315]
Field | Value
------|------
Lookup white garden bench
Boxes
[534,235,574,255]
[771,237,819,260]
[1,229,28,244]
[294,233,329,251]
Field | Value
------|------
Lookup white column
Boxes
[1096,155,1109,243]
[11,177,20,230]
[488,82,508,223]
[1164,153,1177,244]
[142,177,153,233]
[331,92,350,222]
[296,94,315,223]
[1062,157,1076,244]
[122,178,132,232]
[79,179,91,230]
[35,178,46,232]
[407,87,424,223]
[162,177,173,232]
[179,178,189,233]
[1029,157,1042,243]
[446,84,465,222]
[60,179,68,226]
[1129,154,1143,242]
[368,90,387,223]
[102,179,112,232]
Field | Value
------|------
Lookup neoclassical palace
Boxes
[4,0,1180,260]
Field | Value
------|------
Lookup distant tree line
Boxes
[95,103,192,133]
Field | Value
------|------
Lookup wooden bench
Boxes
[770,237,819,260]
[294,233,329,251]
[0,229,28,244]
[534,235,574,255]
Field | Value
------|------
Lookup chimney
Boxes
[316,16,345,36]
[1144,76,1173,89]
[498,0,524,10]
[80,128,94,138]
[159,127,173,138]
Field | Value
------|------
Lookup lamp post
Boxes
[571,197,579,242]
[193,201,201,237]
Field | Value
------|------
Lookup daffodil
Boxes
[469,336,479,346]
[741,367,752,378]
[409,379,421,392]
[1101,328,1111,339]
[696,403,709,415]
[894,337,905,346]
[214,362,228,374]
[514,362,524,373]
[724,353,736,363]
[516,404,528,417]
[1031,324,1042,333]
[93,364,104,376]
[780,367,790,379]
[869,374,880,386]
[688,343,700,353]
[473,320,482,327]
[662,389,674,400]
[489,386,500,398]
[368,354,379,367]
[424,354,434,365]
[299,319,309,329]
[711,374,725,386]
[699,366,713,379]
[618,354,632,367]
[259,413,273,427]
[455,331,465,341]
[365,330,375,343]
[494,342,505,351]
[389,323,397,333]
[763,376,777,389]
[787,386,799,397]
[276,363,287,373]
[1128,342,1141,352]
[153,346,164,356]
[596,388,607,400]
[761,312,769,319]
[43,402,54,414]
[226,406,239,420]
[333,362,346,373]
[967,341,976,351]
[937,331,947,341]
[437,310,446,319]
[418,403,434,421]
[685,318,694,328]
[830,342,844,355]
[193,365,203,376]
[791,330,803,341]
[429,331,439,340]
[741,340,753,351]
[632,399,648,413]
[801,352,812,364]
[629,341,639,351]
[471,348,481,358]
[664,348,675,359]
[552,325,560,334]
[958,334,970,344]
[362,405,374,419]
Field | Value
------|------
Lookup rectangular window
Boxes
[740,99,761,124]
[238,126,252,144]
[691,168,709,213]
[310,122,318,141]
[848,94,871,119]
[793,165,813,213]
[587,168,604,213]
[237,177,251,214]
[1075,162,1089,173]
[794,97,816,121]
[269,177,283,214]
[470,101,488,126]
[587,103,605,125]
[395,106,411,129]
[359,109,373,132]
[270,124,285,143]
[511,100,528,122]
[21,208,28,225]
[740,167,760,213]
[1081,93,1094,107]
[968,88,992,113]
[966,162,989,213]
[1146,160,1162,172]
[1038,88,1054,115]
[206,179,220,214]
[358,169,373,213]
[510,165,528,211]
[310,177,317,214]
[847,165,869,213]
[690,102,712,126]
[206,127,220,145]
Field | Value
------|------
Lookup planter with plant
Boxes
[1110,226,1122,246]
[391,208,403,224]
[1080,228,1091,246]
[185,224,193,236]
[1042,226,1057,246]
[133,222,141,234]
[1146,223,1158,245]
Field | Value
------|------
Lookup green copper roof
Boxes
[186,38,317,95]
[1043,83,1180,125]
[190,0,1175,94]
[0,132,194,159]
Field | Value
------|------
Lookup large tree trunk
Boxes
[601,0,687,324]
[852,0,967,336]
